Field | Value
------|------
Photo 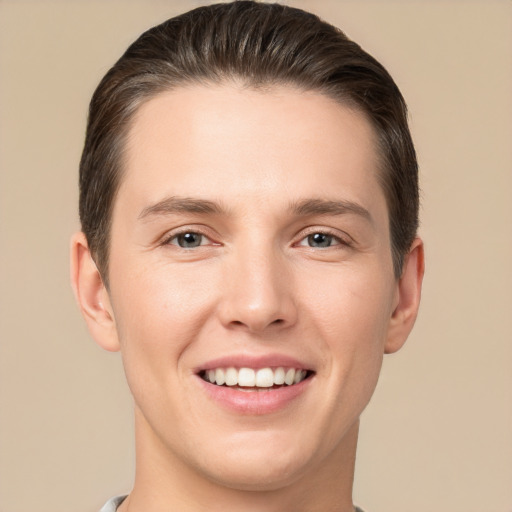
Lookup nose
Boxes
[217,244,298,334]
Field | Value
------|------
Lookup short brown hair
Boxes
[79,0,419,284]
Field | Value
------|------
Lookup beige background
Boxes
[1,1,511,511]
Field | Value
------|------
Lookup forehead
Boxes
[118,84,384,218]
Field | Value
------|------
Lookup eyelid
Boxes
[157,224,353,248]
[160,225,219,247]
[294,226,354,248]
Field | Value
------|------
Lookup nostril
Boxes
[231,318,285,327]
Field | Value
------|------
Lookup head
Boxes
[79,0,418,286]
[72,0,423,502]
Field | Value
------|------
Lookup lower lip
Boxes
[196,376,312,415]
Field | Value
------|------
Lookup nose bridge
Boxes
[219,236,296,332]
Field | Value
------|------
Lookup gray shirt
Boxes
[99,496,127,512]
[100,495,366,511]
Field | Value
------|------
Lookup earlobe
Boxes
[70,232,121,352]
[384,237,425,354]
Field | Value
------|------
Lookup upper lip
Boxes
[195,353,314,373]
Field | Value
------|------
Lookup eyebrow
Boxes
[289,198,373,223]
[138,196,226,220]
[138,196,372,223]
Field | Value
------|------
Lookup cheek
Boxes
[303,262,395,344]
[112,256,218,332]
[109,262,220,386]
[288,266,394,455]
[303,264,395,400]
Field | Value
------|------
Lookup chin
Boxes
[190,431,318,491]
[203,458,309,492]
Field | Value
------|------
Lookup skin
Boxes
[71,84,424,512]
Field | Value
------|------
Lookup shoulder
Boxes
[99,495,127,512]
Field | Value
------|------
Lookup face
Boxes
[96,84,408,490]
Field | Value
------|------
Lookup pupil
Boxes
[179,233,201,247]
[309,233,331,248]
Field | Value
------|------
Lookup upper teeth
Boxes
[204,367,308,387]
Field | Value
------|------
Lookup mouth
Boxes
[199,366,314,391]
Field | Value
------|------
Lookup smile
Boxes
[200,367,312,389]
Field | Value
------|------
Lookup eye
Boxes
[168,232,210,248]
[299,232,342,248]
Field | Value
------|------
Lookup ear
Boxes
[385,237,425,354]
[70,232,120,352]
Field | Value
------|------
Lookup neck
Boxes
[120,408,359,512]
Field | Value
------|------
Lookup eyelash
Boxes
[295,228,351,249]
[161,228,215,249]
[161,227,351,250]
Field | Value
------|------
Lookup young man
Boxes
[71,2,424,511]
